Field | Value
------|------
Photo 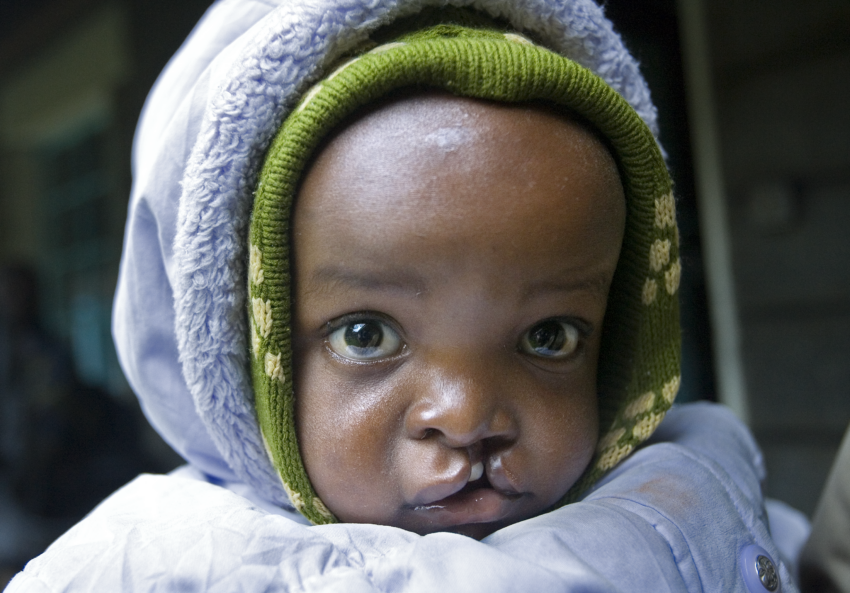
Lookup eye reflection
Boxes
[520,319,580,359]
[327,318,402,361]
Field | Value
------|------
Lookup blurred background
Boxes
[0,0,848,585]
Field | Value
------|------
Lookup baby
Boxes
[244,19,679,538]
[290,91,622,539]
[5,2,792,592]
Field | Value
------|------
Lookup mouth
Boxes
[407,464,523,529]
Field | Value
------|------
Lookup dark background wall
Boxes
[703,0,850,516]
[0,0,211,581]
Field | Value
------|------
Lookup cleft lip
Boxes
[406,473,526,533]
[409,444,488,507]
[408,455,475,506]
[411,457,522,511]
[408,448,522,510]
[485,453,520,495]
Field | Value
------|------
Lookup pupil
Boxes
[530,322,565,352]
[345,322,382,349]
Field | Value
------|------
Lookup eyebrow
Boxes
[307,266,428,296]
[521,273,613,300]
[307,265,612,301]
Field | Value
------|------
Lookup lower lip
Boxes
[410,487,521,527]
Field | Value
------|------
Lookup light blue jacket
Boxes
[6,0,798,590]
[8,404,794,592]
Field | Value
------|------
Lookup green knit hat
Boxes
[248,23,681,524]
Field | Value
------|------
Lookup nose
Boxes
[404,353,518,449]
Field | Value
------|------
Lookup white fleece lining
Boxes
[173,0,659,509]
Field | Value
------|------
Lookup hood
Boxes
[113,0,672,510]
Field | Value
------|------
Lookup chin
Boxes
[447,521,506,540]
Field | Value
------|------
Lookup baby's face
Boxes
[292,92,625,539]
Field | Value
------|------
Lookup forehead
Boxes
[291,92,628,332]
[296,91,625,252]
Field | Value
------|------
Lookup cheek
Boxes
[518,379,599,502]
[294,351,402,519]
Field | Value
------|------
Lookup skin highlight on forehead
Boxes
[422,125,473,152]
[292,91,625,539]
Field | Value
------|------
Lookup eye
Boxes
[327,318,403,361]
[520,319,581,359]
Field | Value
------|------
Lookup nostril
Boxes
[482,434,514,454]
